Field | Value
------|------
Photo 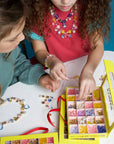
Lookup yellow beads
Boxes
[68,96,76,101]
[39,138,47,144]
[52,18,56,23]
[79,125,88,133]
[94,102,102,108]
[74,15,77,21]
[68,30,71,33]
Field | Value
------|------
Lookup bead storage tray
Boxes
[67,87,106,137]
[59,95,99,144]
[0,132,58,144]
[66,60,114,139]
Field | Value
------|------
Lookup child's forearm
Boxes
[84,44,104,74]
[31,39,49,64]
[83,32,104,74]
[79,33,104,98]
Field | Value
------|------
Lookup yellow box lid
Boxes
[102,60,114,134]
[103,60,114,107]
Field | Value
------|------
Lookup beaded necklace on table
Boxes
[0,96,30,130]
[50,4,78,39]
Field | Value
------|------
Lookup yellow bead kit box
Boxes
[0,132,58,144]
[59,95,99,144]
[66,60,114,139]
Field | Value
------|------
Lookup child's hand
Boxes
[48,56,68,81]
[79,70,96,100]
[39,74,60,92]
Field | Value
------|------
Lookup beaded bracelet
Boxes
[44,54,55,68]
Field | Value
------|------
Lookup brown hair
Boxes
[0,0,30,40]
[26,0,111,42]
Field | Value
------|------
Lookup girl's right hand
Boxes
[48,56,68,81]
[39,74,60,92]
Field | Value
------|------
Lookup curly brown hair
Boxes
[26,0,111,41]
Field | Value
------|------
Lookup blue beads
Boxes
[48,98,52,102]
[68,12,72,17]
[61,34,65,38]
[54,13,59,19]
[62,23,66,28]
[97,125,106,133]
[70,125,78,134]
[86,109,95,116]
[10,119,14,123]
[61,20,66,23]
[7,98,10,101]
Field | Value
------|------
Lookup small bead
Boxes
[0,123,3,130]
[58,30,61,34]
[17,114,21,117]
[9,119,14,123]
[2,121,7,125]
[68,30,71,33]
[56,25,60,29]
[54,28,58,31]
[68,13,72,17]
[48,98,52,102]
[62,23,66,28]
[7,98,10,101]
[61,34,65,38]
[72,30,76,33]
[24,104,30,109]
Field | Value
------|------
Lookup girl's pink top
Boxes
[33,6,90,62]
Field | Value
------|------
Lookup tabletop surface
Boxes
[0,51,114,144]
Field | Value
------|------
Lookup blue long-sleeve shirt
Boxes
[0,46,46,96]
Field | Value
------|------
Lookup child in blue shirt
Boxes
[0,0,60,96]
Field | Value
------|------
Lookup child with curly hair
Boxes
[0,0,60,96]
[26,0,111,99]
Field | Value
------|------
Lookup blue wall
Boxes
[104,0,114,51]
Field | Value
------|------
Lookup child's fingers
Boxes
[79,83,96,100]
[57,71,68,80]
[50,71,68,81]
[88,85,96,94]
[55,67,68,80]
[45,84,52,90]
[60,68,69,80]
[49,80,60,92]
[79,84,85,100]
[79,83,89,100]
[50,72,59,80]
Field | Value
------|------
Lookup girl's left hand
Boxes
[79,70,96,100]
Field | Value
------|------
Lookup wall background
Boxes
[104,0,114,51]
